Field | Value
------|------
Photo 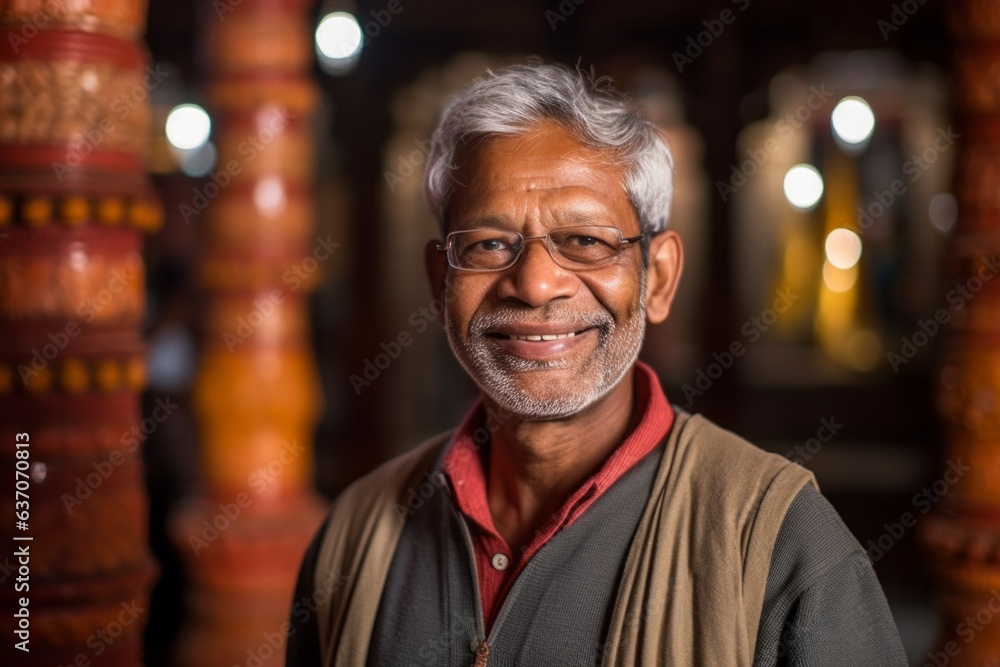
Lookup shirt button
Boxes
[491,553,509,571]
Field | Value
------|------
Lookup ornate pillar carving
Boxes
[169,1,325,664]
[0,0,159,664]
[921,0,1000,663]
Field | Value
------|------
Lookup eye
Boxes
[452,231,520,270]
[473,238,510,252]
[568,235,601,247]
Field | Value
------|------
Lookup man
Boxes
[287,62,907,666]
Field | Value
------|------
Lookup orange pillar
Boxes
[0,1,159,664]
[920,0,1000,663]
[169,1,326,665]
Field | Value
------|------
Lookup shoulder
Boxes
[755,485,907,665]
[767,484,867,596]
[672,410,817,500]
[324,430,453,524]
[677,410,801,467]
[308,429,453,579]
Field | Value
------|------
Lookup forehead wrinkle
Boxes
[448,122,637,233]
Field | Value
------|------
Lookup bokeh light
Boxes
[825,228,863,270]
[316,12,363,60]
[783,164,824,210]
[165,104,211,151]
[929,193,958,235]
[831,96,876,145]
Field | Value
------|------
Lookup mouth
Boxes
[488,330,586,341]
[480,326,598,363]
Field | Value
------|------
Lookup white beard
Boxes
[445,278,647,421]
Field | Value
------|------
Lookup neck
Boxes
[484,366,639,554]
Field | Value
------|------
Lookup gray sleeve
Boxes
[753,484,908,667]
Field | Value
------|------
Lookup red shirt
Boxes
[441,361,675,632]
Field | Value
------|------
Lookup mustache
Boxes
[468,303,614,336]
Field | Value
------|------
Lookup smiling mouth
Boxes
[486,327,592,341]
[500,332,577,341]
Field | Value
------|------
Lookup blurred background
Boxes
[4,0,1000,665]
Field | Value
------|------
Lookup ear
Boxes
[425,238,449,325]
[644,230,684,325]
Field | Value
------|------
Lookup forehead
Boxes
[447,120,636,229]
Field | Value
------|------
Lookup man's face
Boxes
[438,120,649,420]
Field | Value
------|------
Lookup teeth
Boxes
[505,331,577,341]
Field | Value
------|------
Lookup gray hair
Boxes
[422,62,675,238]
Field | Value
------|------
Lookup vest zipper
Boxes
[446,476,491,664]
[473,639,489,667]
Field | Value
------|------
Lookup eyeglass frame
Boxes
[435,224,646,273]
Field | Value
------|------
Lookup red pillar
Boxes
[170,1,326,664]
[921,1,1000,663]
[0,0,160,664]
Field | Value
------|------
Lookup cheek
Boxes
[586,269,643,320]
[447,275,497,329]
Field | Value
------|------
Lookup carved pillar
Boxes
[169,1,325,665]
[920,1,1000,663]
[0,1,159,664]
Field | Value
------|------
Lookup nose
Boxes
[495,237,580,307]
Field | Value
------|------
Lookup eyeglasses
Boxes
[437,225,644,272]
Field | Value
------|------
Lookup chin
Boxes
[483,392,593,421]
[476,367,629,422]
